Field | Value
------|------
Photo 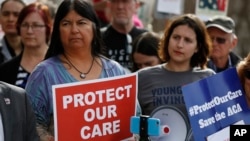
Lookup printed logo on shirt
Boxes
[151,86,185,106]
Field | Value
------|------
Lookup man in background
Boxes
[102,0,147,72]
[0,0,26,64]
[206,15,242,73]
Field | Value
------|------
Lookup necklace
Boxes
[63,54,95,79]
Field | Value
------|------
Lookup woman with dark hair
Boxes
[25,0,127,140]
[137,14,216,140]
[131,32,163,72]
[0,2,52,89]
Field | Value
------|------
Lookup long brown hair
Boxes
[158,14,212,69]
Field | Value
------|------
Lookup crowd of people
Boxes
[0,0,249,140]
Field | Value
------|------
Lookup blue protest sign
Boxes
[182,68,250,141]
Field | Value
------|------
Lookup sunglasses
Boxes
[211,37,226,44]
[245,70,250,79]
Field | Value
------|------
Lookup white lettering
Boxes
[84,105,117,122]
[63,95,73,109]
[80,120,120,139]
[62,85,132,109]
[199,117,215,128]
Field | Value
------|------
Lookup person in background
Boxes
[92,0,110,27]
[237,53,250,107]
[102,0,148,72]
[206,15,242,73]
[25,0,127,140]
[91,0,144,28]
[0,0,26,64]
[37,0,57,24]
[0,2,52,89]
[0,81,39,141]
[132,14,143,28]
[131,31,163,72]
[131,0,144,28]
[137,14,215,140]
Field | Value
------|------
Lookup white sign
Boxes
[156,0,184,15]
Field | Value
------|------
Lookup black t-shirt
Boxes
[102,25,147,71]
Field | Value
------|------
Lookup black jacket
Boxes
[0,54,22,85]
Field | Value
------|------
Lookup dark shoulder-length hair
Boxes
[158,14,212,69]
[16,2,52,44]
[45,0,104,59]
[131,32,162,71]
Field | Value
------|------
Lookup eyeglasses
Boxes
[20,23,45,31]
[211,37,226,44]
[245,70,250,79]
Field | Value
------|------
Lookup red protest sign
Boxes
[52,73,137,141]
